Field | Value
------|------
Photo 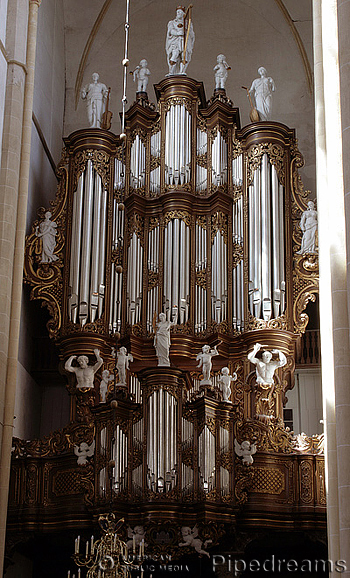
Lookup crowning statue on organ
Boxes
[8,5,324,576]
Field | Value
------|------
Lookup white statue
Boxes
[218,367,237,403]
[196,344,219,385]
[111,346,134,385]
[100,369,114,403]
[179,526,211,558]
[74,440,95,465]
[126,526,147,551]
[65,349,103,389]
[234,439,257,466]
[248,343,287,420]
[35,211,59,263]
[153,312,176,367]
[297,201,318,254]
[166,6,195,76]
[248,343,286,386]
[81,72,108,128]
[249,67,275,121]
[133,59,150,92]
[214,54,231,90]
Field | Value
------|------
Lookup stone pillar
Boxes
[313,0,350,572]
[0,0,41,572]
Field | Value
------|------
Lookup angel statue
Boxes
[196,344,219,385]
[100,369,114,403]
[74,440,95,466]
[234,439,257,466]
[166,6,195,76]
[126,525,147,552]
[179,526,211,557]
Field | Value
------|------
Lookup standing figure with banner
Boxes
[166,5,195,76]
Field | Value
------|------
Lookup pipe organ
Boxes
[19,75,323,556]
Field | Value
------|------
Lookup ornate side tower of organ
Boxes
[9,75,323,570]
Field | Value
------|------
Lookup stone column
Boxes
[313,0,350,572]
[0,0,41,572]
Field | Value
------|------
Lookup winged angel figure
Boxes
[234,439,257,466]
[74,440,95,465]
[179,525,211,557]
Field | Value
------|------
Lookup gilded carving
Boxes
[234,463,254,505]
[246,311,287,331]
[232,243,243,268]
[150,155,161,171]
[211,212,228,244]
[148,270,159,289]
[300,460,313,503]
[235,418,294,454]
[197,153,207,168]
[127,213,145,244]
[195,270,207,288]
[12,423,94,459]
[250,467,285,494]
[246,143,285,186]
[73,149,110,191]
[163,210,191,227]
[163,96,192,113]
[232,139,243,160]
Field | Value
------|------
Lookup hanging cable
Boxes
[120,0,131,140]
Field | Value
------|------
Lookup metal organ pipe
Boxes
[79,160,94,324]
[69,174,83,323]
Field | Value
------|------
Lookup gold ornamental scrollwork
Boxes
[232,243,243,268]
[163,210,191,227]
[196,153,207,168]
[73,149,110,192]
[12,422,94,459]
[163,96,192,113]
[246,311,287,331]
[232,138,243,160]
[127,213,145,244]
[150,156,161,171]
[196,216,207,229]
[148,270,159,290]
[23,152,69,338]
[211,211,228,244]
[235,418,294,454]
[246,143,286,186]
[195,270,207,288]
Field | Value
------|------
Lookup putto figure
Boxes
[196,344,219,385]
[133,59,151,92]
[166,6,195,76]
[153,312,177,366]
[65,349,103,389]
[218,366,237,403]
[81,72,109,128]
[297,200,318,254]
[234,439,257,466]
[112,346,134,385]
[35,211,58,263]
[249,67,275,121]
[179,526,211,558]
[214,54,231,90]
[248,343,286,421]
[100,369,114,403]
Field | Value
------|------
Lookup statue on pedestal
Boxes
[214,54,231,90]
[100,369,114,403]
[249,67,275,121]
[35,211,58,263]
[65,349,103,389]
[218,366,237,402]
[133,59,151,93]
[166,6,195,76]
[196,344,219,385]
[112,346,134,385]
[297,201,318,254]
[81,72,109,128]
[153,312,176,366]
[248,343,286,421]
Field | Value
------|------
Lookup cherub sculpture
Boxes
[214,54,231,90]
[74,440,95,465]
[196,344,219,384]
[100,369,114,403]
[179,526,211,557]
[234,439,257,466]
[112,346,134,385]
[133,59,150,92]
[126,525,147,551]
[218,366,237,402]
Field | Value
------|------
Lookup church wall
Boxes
[0,0,9,168]
[15,0,66,440]
[285,369,323,436]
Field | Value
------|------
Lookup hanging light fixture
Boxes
[68,513,144,577]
